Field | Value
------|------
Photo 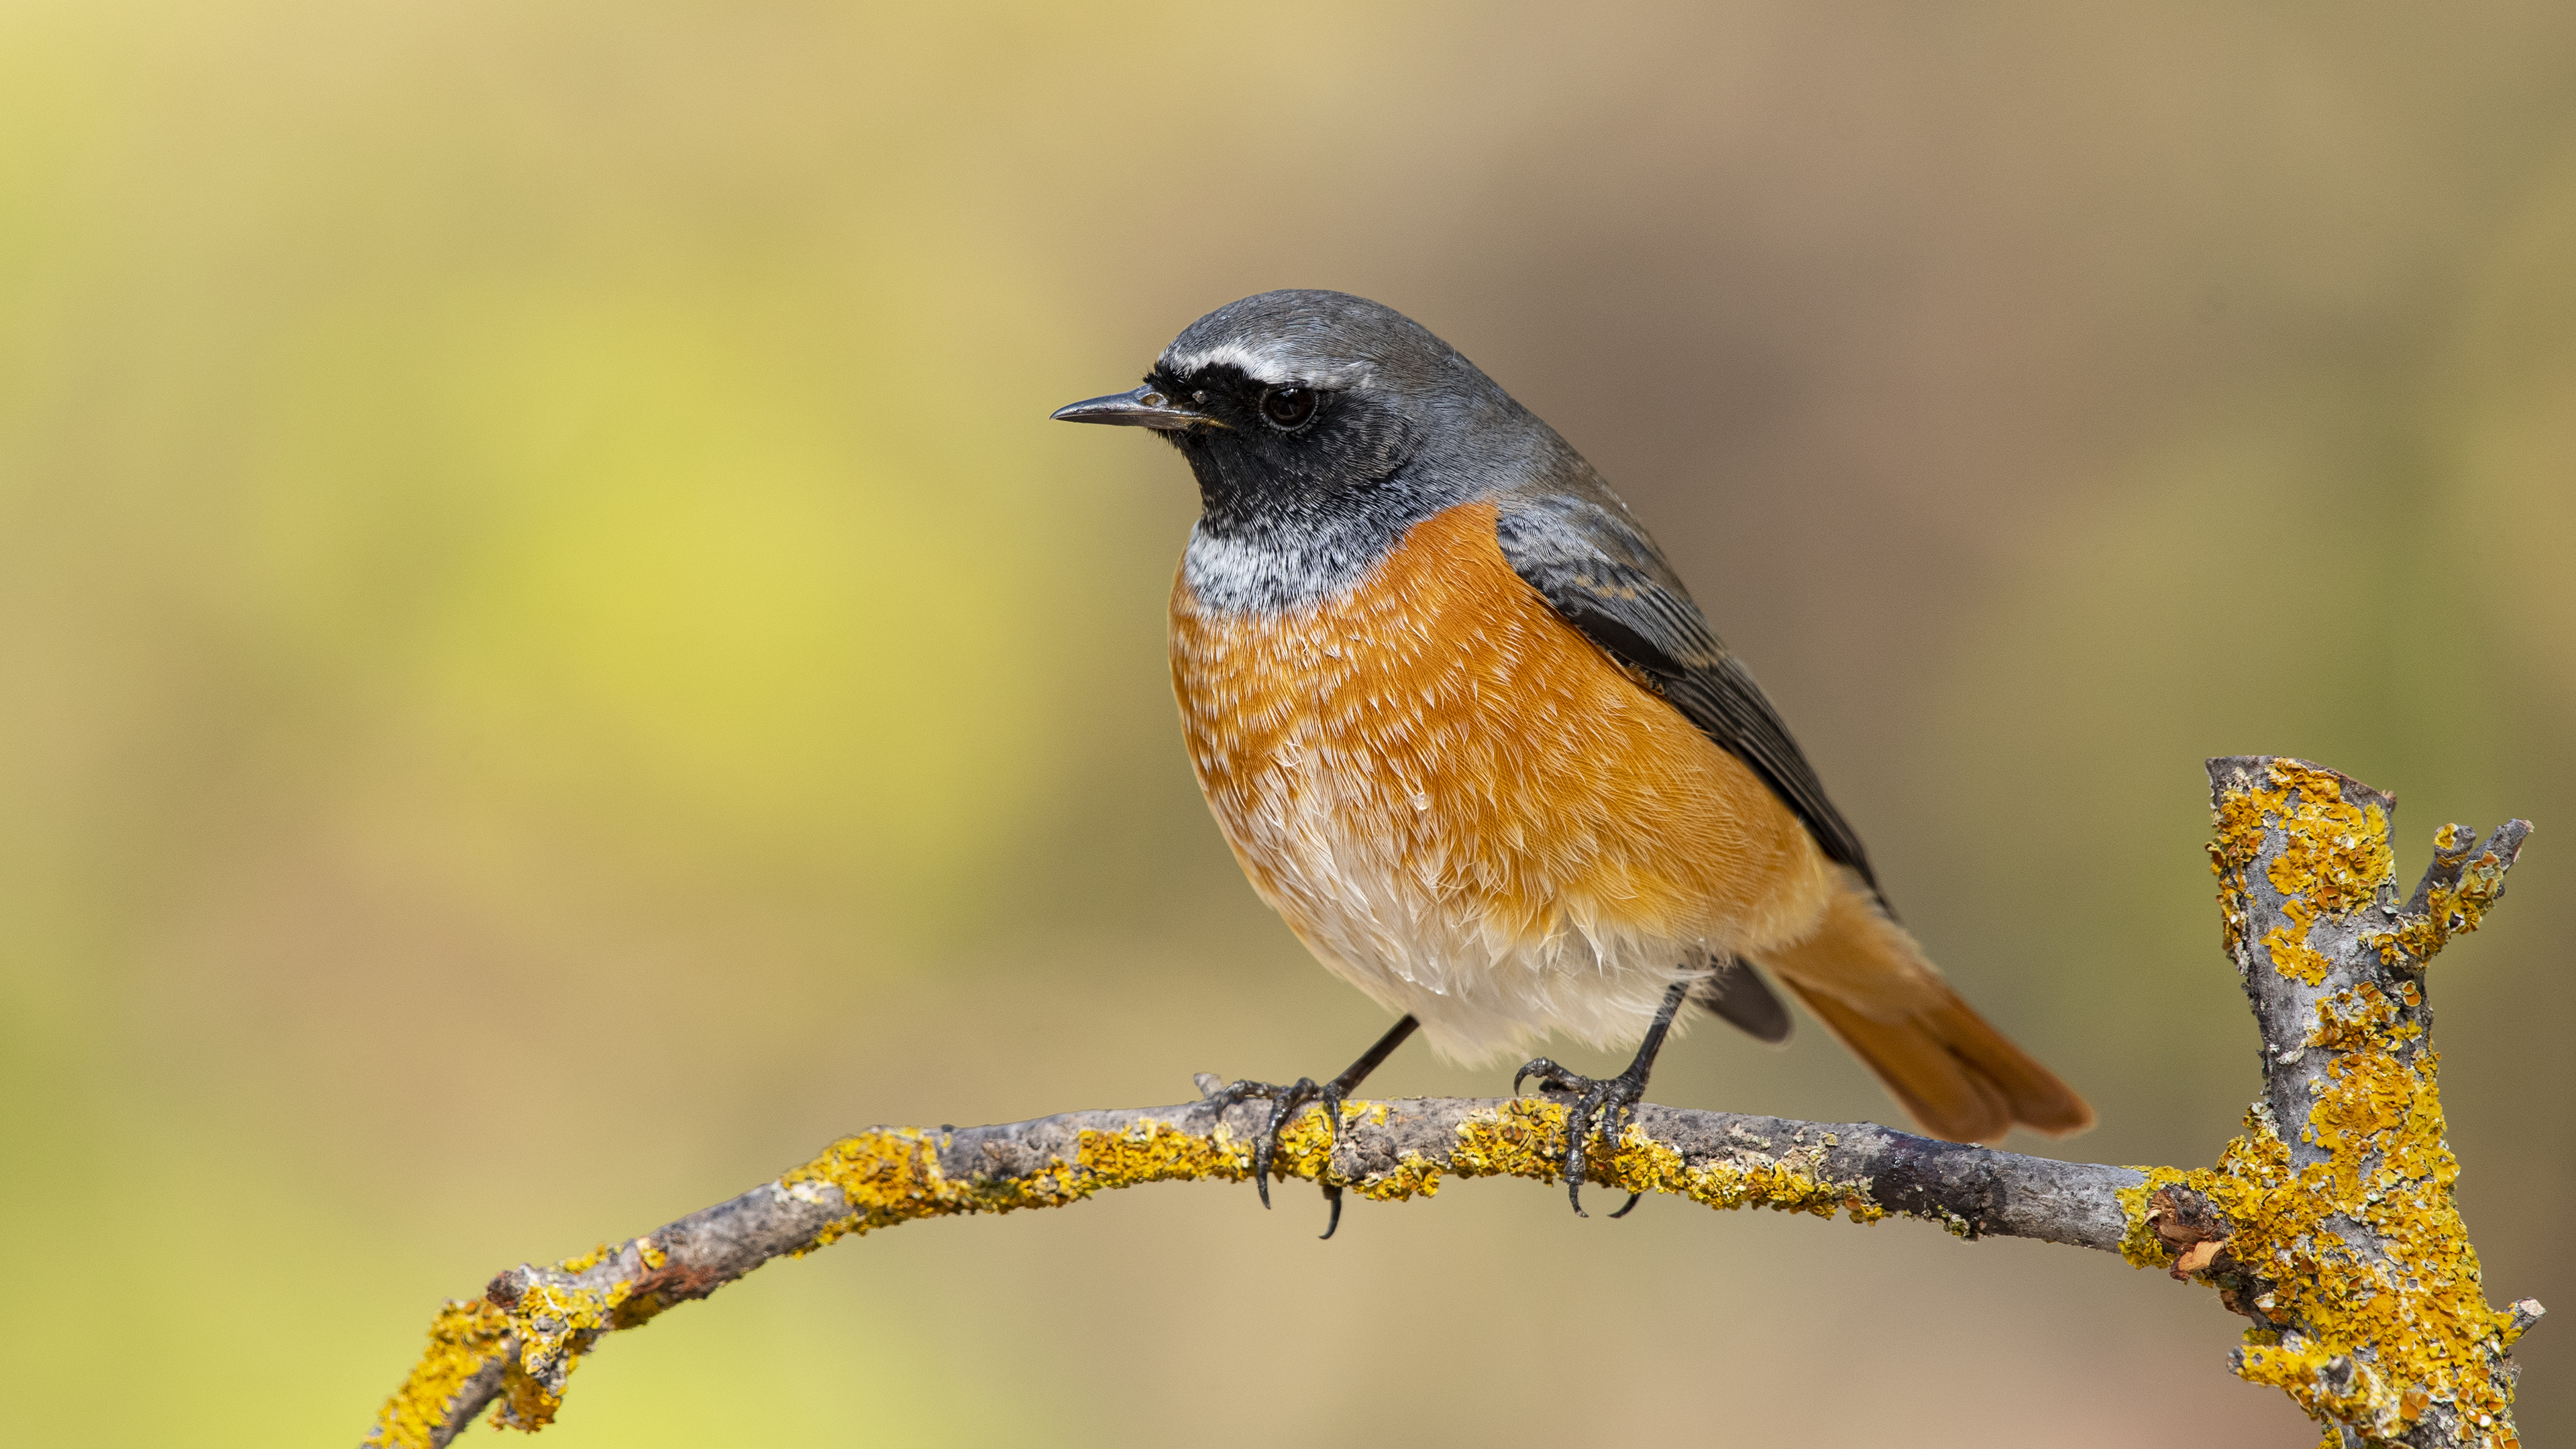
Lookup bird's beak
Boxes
[1049,385,1220,430]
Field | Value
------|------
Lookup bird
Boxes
[1053,290,2091,1231]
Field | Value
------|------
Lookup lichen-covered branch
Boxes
[361,758,2541,1449]
[2111,758,2540,1448]
[364,1092,2145,1448]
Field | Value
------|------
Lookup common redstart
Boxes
[1055,290,2090,1230]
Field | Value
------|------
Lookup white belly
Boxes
[1234,734,1726,1065]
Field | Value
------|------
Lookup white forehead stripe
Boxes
[1160,338,1375,390]
[1160,339,1299,385]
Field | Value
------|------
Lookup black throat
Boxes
[1164,388,1465,614]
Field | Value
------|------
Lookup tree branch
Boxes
[360,758,2542,1449]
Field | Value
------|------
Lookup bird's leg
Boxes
[1513,979,1694,1218]
[1203,1014,1419,1239]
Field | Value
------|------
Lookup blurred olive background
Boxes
[5,2,2575,1444]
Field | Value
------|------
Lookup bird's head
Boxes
[1052,290,1517,522]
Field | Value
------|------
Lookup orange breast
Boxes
[1169,500,1830,973]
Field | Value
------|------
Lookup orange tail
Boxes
[1756,871,2093,1145]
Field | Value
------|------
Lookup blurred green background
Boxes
[3,2,2573,1444]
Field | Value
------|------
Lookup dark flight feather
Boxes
[1493,487,1878,892]
[1693,955,1792,1043]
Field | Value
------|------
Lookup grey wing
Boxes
[1493,490,1879,893]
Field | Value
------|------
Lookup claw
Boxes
[1252,1076,1318,1209]
[1195,1015,1421,1242]
[1207,1075,1344,1214]
[1513,1057,1650,1217]
[1513,1057,1570,1097]
[1507,980,1693,1219]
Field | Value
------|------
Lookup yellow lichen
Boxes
[2208,759,2392,983]
[363,1298,515,1448]
[2116,1102,2522,1442]
[2307,984,2419,1053]
[1352,1150,1444,1201]
[2135,771,2527,1446]
[757,1100,1891,1278]
[2263,925,2334,988]
[1446,1098,1884,1222]
[2367,826,2516,969]
[776,1120,1257,1252]
[497,1279,633,1430]
[2115,1165,2200,1270]
[484,1238,696,1428]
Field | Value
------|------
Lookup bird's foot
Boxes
[1198,1073,1352,1238]
[1512,1057,1650,1219]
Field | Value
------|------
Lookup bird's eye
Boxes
[1260,386,1318,430]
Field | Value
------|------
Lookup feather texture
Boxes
[1495,484,1876,885]
[1173,500,1834,1063]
